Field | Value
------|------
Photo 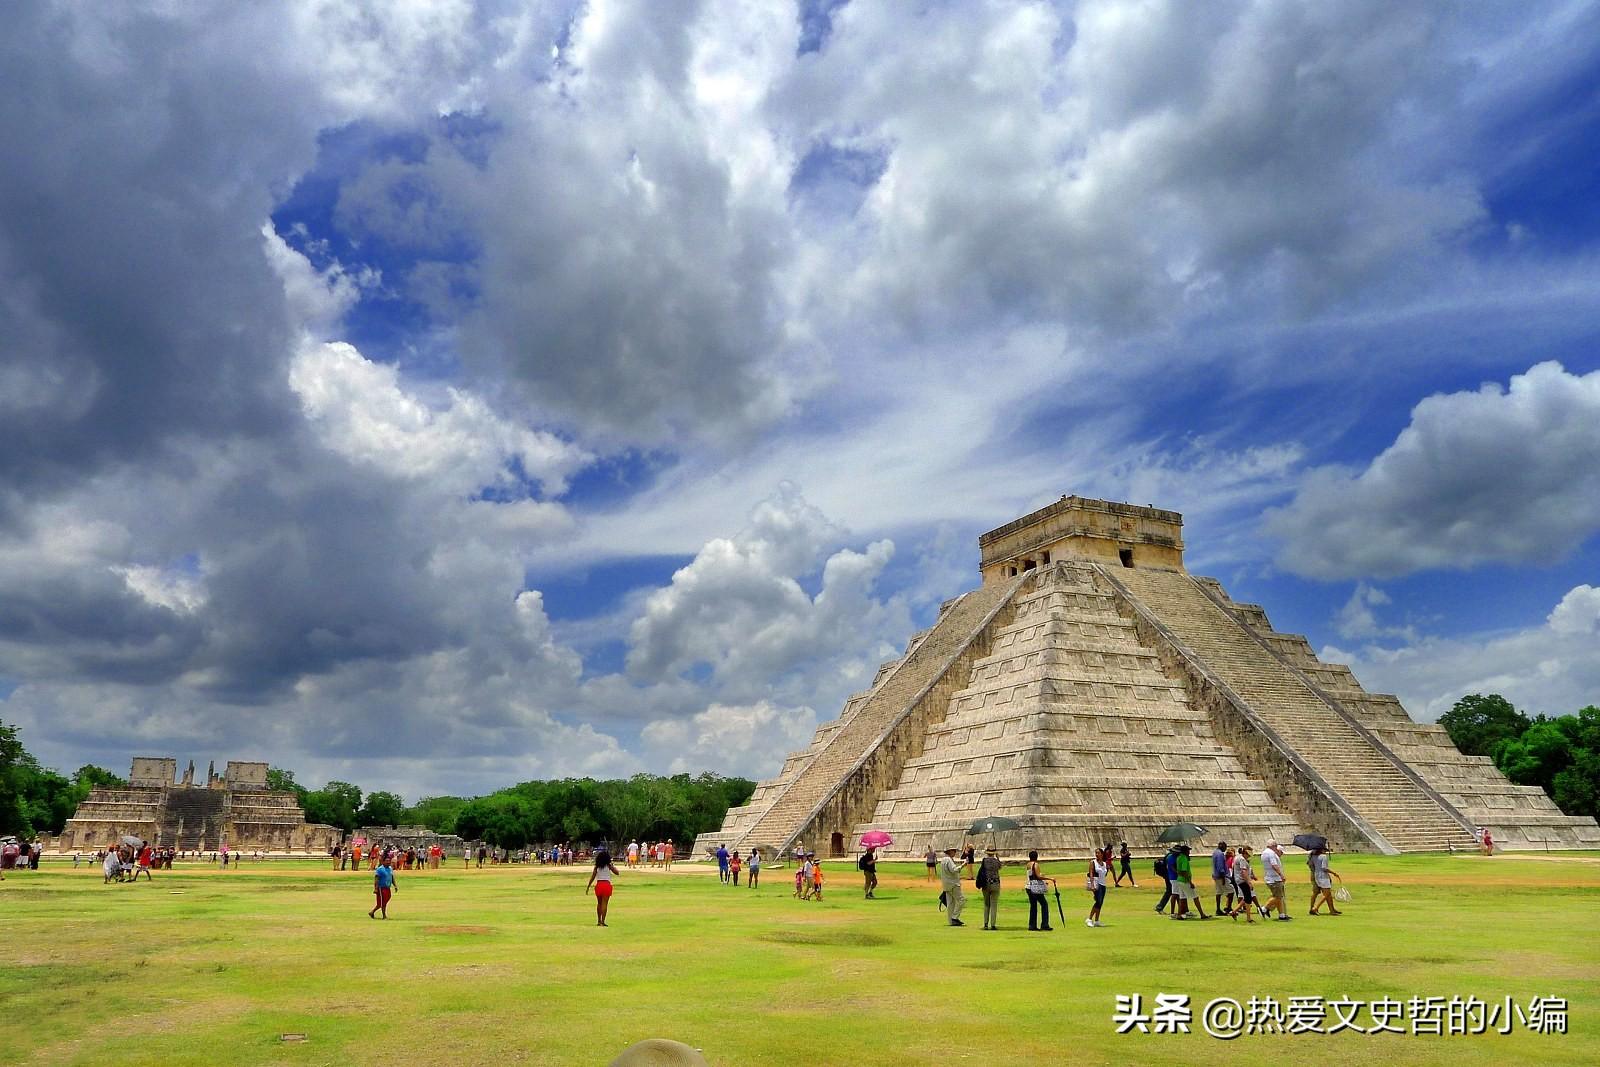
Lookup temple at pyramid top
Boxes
[979,496,1185,581]
[695,494,1600,863]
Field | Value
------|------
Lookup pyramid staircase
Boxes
[861,563,1301,857]
[694,573,1024,858]
[1197,579,1600,851]
[1105,566,1478,852]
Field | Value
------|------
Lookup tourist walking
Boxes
[977,846,1002,929]
[1173,845,1206,919]
[924,847,937,881]
[961,843,976,877]
[1025,850,1053,931]
[716,843,730,884]
[368,859,395,919]
[747,847,761,889]
[586,848,620,926]
[1481,828,1495,856]
[1227,846,1258,923]
[1153,847,1176,913]
[730,851,742,885]
[1307,846,1342,915]
[1260,841,1291,921]
[1114,842,1135,887]
[1085,848,1109,927]
[860,847,879,899]
[937,846,966,926]
[1211,842,1233,917]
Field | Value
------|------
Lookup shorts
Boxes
[374,887,392,907]
[595,880,613,899]
[1269,882,1286,905]
[1177,881,1198,901]
[1237,883,1255,904]
[1213,876,1229,894]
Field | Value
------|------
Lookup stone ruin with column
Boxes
[54,757,342,854]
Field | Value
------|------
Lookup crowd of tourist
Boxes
[827,836,1352,931]
[0,838,42,875]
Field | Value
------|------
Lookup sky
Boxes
[2,0,1598,802]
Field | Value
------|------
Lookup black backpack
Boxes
[1154,856,1167,878]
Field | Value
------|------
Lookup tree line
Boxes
[0,719,753,844]
[1439,694,1599,818]
[265,766,754,848]
[0,721,126,837]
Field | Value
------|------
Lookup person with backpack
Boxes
[977,846,1003,929]
[747,847,761,889]
[1085,848,1109,927]
[859,847,879,899]
[1153,847,1176,913]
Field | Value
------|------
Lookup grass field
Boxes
[3,852,1597,1065]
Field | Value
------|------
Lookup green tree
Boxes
[357,790,406,828]
[73,765,127,790]
[1493,718,1574,793]
[1440,693,1530,756]
[265,766,304,796]
[302,780,363,831]
[401,795,467,834]
[1,721,39,835]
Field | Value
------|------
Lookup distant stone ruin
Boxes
[697,496,1600,859]
[56,758,341,853]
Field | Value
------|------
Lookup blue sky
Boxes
[1,1,1597,799]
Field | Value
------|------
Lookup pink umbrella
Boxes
[859,830,893,848]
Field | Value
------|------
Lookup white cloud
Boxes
[640,700,819,778]
[290,340,590,495]
[625,486,907,708]
[1324,584,1600,721]
[1269,362,1600,578]
[1331,582,1417,642]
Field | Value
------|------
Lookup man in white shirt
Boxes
[1261,841,1291,921]
[937,847,967,926]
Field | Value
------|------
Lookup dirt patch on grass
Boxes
[759,929,892,947]
[423,924,494,935]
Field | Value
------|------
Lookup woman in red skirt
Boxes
[585,849,620,927]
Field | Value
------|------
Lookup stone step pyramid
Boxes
[693,496,1600,860]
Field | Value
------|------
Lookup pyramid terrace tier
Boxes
[1118,566,1599,851]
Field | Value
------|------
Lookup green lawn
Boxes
[3,852,1596,1065]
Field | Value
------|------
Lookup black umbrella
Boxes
[1053,882,1065,925]
[1292,833,1327,851]
[967,816,1021,852]
[1156,822,1207,843]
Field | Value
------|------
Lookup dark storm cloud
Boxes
[0,5,321,522]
